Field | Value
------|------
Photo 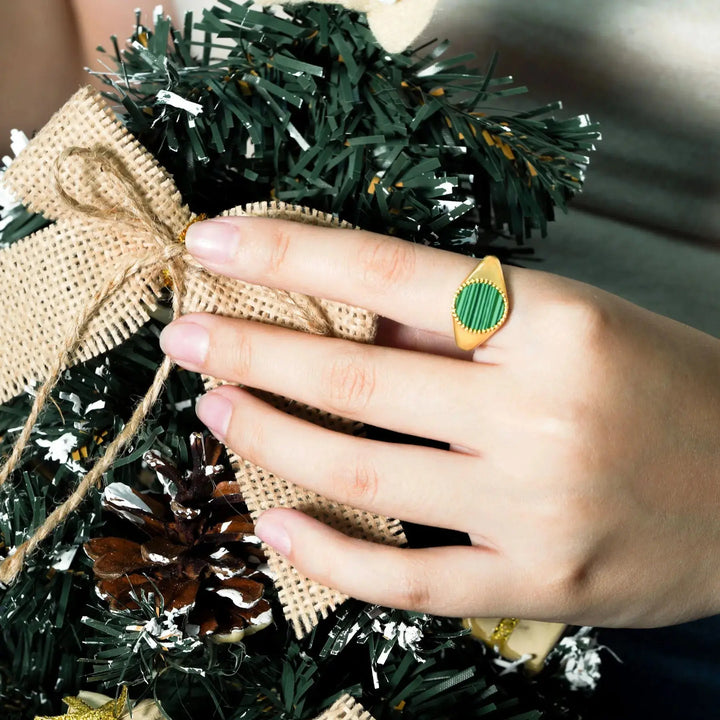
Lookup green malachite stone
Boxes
[455,281,506,331]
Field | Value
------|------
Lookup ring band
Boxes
[452,256,509,351]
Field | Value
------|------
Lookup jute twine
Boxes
[0,144,329,585]
[0,87,405,638]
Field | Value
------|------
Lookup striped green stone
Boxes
[455,281,506,331]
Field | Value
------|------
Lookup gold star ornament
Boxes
[34,688,164,720]
[34,688,128,720]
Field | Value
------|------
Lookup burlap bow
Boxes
[0,87,405,637]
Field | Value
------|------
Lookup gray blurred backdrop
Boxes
[424,0,720,336]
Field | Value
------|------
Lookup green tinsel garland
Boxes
[97,1,598,255]
[0,3,601,718]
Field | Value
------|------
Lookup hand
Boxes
[159,217,720,628]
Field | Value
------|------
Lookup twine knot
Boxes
[53,145,194,302]
[0,143,332,586]
[0,145,195,584]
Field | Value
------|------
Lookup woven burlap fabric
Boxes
[225,444,406,638]
[188,205,407,638]
[0,86,406,633]
[312,695,376,720]
[0,86,185,404]
[184,201,378,343]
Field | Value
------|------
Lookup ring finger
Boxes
[160,312,496,447]
[200,385,498,536]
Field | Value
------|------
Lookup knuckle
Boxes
[546,399,608,479]
[228,330,253,381]
[559,295,610,346]
[396,565,432,611]
[238,416,264,465]
[322,349,376,415]
[331,455,380,507]
[264,223,292,275]
[556,564,593,611]
[535,546,595,611]
[356,236,416,294]
[536,295,610,361]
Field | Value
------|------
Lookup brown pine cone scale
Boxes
[85,433,272,642]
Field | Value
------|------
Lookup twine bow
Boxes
[0,145,192,583]
[0,135,330,585]
[0,87,405,636]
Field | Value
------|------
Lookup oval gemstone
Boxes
[454,281,506,332]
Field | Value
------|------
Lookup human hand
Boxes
[159,217,720,628]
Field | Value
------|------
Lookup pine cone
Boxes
[85,433,272,642]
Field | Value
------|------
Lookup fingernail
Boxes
[196,392,233,440]
[159,321,209,368]
[185,219,240,263]
[255,514,292,557]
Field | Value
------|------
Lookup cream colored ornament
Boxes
[463,618,567,674]
[254,0,439,53]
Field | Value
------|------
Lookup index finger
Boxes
[185,215,485,337]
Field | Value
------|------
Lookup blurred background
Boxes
[425,0,720,336]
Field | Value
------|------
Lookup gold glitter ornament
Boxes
[35,687,129,720]
[34,688,165,720]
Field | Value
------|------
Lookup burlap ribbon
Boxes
[0,86,405,637]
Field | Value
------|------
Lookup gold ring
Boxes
[452,256,509,351]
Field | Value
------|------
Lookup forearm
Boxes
[0,2,83,155]
[0,1,167,155]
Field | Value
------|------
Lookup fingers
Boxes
[184,216,482,337]
[254,508,530,618]
[196,385,492,533]
[375,318,473,360]
[161,313,493,447]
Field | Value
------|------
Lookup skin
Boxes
[0,1,165,155]
[158,216,720,629]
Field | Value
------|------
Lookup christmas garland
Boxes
[0,3,603,719]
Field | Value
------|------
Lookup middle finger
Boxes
[201,385,491,534]
[160,312,492,447]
